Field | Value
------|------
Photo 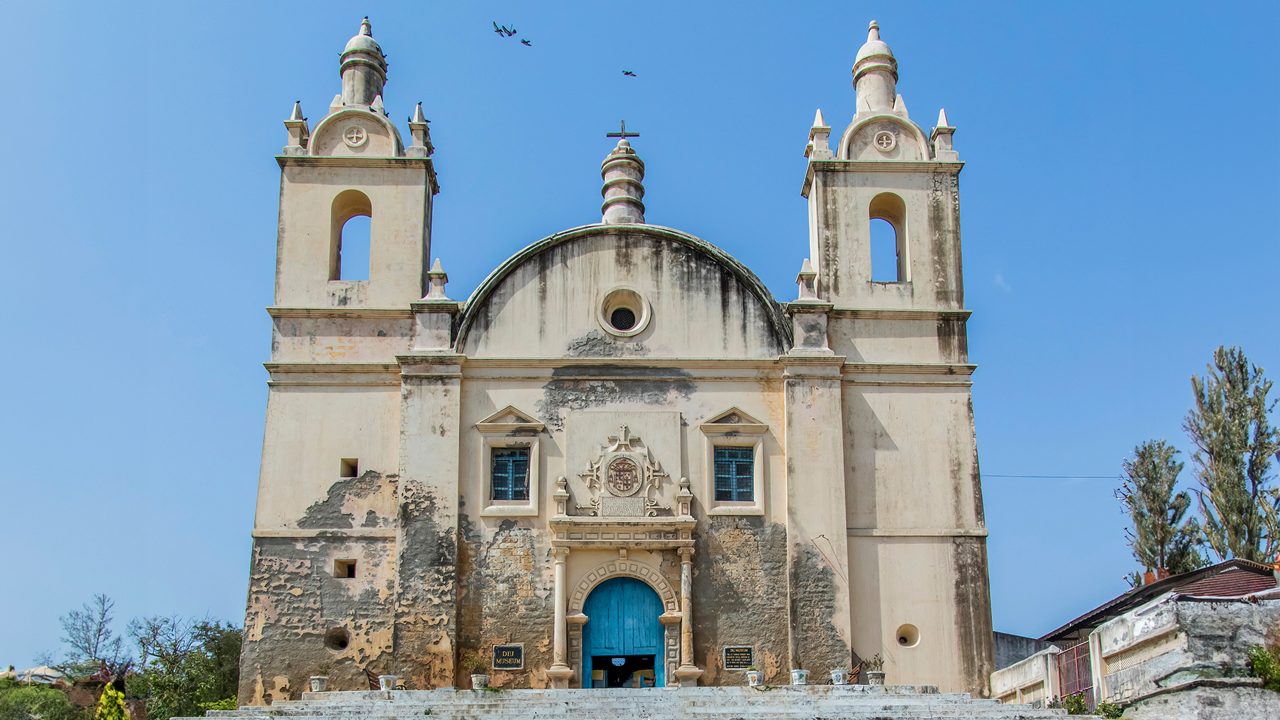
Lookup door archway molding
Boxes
[568,559,679,614]
[566,558,682,687]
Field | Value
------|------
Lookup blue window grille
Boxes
[491,448,530,501]
[713,446,754,502]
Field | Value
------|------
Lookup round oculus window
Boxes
[610,307,637,331]
[598,287,651,337]
[895,624,920,648]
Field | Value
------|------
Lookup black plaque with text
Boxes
[492,644,524,670]
[722,645,754,671]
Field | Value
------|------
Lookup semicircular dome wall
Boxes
[457,226,791,359]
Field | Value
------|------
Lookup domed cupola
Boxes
[852,20,898,114]
[340,17,388,107]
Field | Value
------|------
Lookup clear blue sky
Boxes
[2,1,1277,668]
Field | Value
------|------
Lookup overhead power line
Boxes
[984,474,1116,479]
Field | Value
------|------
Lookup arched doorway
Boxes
[582,577,665,687]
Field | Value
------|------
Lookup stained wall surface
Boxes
[240,18,994,705]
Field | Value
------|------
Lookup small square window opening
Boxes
[334,559,357,578]
[713,447,754,502]
[491,448,530,502]
[339,458,359,478]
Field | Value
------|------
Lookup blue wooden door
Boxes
[582,577,665,687]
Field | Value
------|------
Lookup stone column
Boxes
[547,547,574,688]
[674,547,704,687]
[782,354,852,679]
[395,353,463,689]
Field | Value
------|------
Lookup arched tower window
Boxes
[330,189,373,281]
[869,192,908,283]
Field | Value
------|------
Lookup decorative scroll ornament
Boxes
[577,425,670,517]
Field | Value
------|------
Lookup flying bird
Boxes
[520,39,532,46]
[492,21,504,35]
[622,70,637,77]
[504,25,518,37]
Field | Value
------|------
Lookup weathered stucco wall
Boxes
[255,386,401,529]
[806,168,963,311]
[459,229,787,359]
[691,516,791,685]
[270,312,414,364]
[275,162,432,309]
[238,535,397,704]
[456,514,556,688]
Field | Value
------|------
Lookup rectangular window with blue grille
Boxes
[713,446,754,502]
[490,448,530,501]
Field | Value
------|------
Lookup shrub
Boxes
[93,686,128,720]
[460,652,487,675]
[1247,644,1280,692]
[1096,700,1124,718]
[197,698,237,712]
[0,683,86,720]
[1047,693,1090,714]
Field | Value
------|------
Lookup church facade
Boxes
[238,17,993,704]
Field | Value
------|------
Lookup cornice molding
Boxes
[268,306,414,320]
[827,307,972,320]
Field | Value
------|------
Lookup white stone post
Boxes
[674,547,703,686]
[547,547,573,688]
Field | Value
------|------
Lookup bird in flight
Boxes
[520,39,532,46]
[492,22,518,37]
[622,70,637,77]
[492,21,504,35]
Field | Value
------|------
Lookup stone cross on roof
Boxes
[606,120,639,140]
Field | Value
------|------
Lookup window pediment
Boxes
[700,407,768,435]
[476,405,545,435]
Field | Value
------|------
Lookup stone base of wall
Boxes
[1122,678,1279,719]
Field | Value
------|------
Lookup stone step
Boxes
[184,688,1065,720]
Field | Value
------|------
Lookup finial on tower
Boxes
[283,100,310,154]
[425,258,450,300]
[407,101,433,156]
[796,258,819,301]
[600,121,646,225]
[806,109,833,159]
[931,107,958,161]
[341,16,388,107]
[853,19,899,115]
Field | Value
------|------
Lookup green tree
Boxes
[1184,346,1280,562]
[126,618,242,720]
[189,622,241,704]
[1116,439,1205,585]
[93,685,127,720]
[0,679,86,720]
[53,595,130,678]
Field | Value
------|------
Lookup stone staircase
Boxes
[192,687,1066,719]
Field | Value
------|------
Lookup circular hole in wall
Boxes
[324,628,350,652]
[610,307,637,331]
[896,624,920,648]
[598,287,651,337]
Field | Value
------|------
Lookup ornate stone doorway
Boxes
[582,577,665,687]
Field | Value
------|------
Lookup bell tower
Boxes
[801,21,994,695]
[803,20,962,310]
[274,17,438,309]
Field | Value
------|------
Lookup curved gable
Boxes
[456,225,791,358]
[309,108,404,157]
[839,114,931,161]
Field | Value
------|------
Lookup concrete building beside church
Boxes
[238,17,993,704]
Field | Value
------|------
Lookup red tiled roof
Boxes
[1040,558,1277,641]
[1177,567,1277,598]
